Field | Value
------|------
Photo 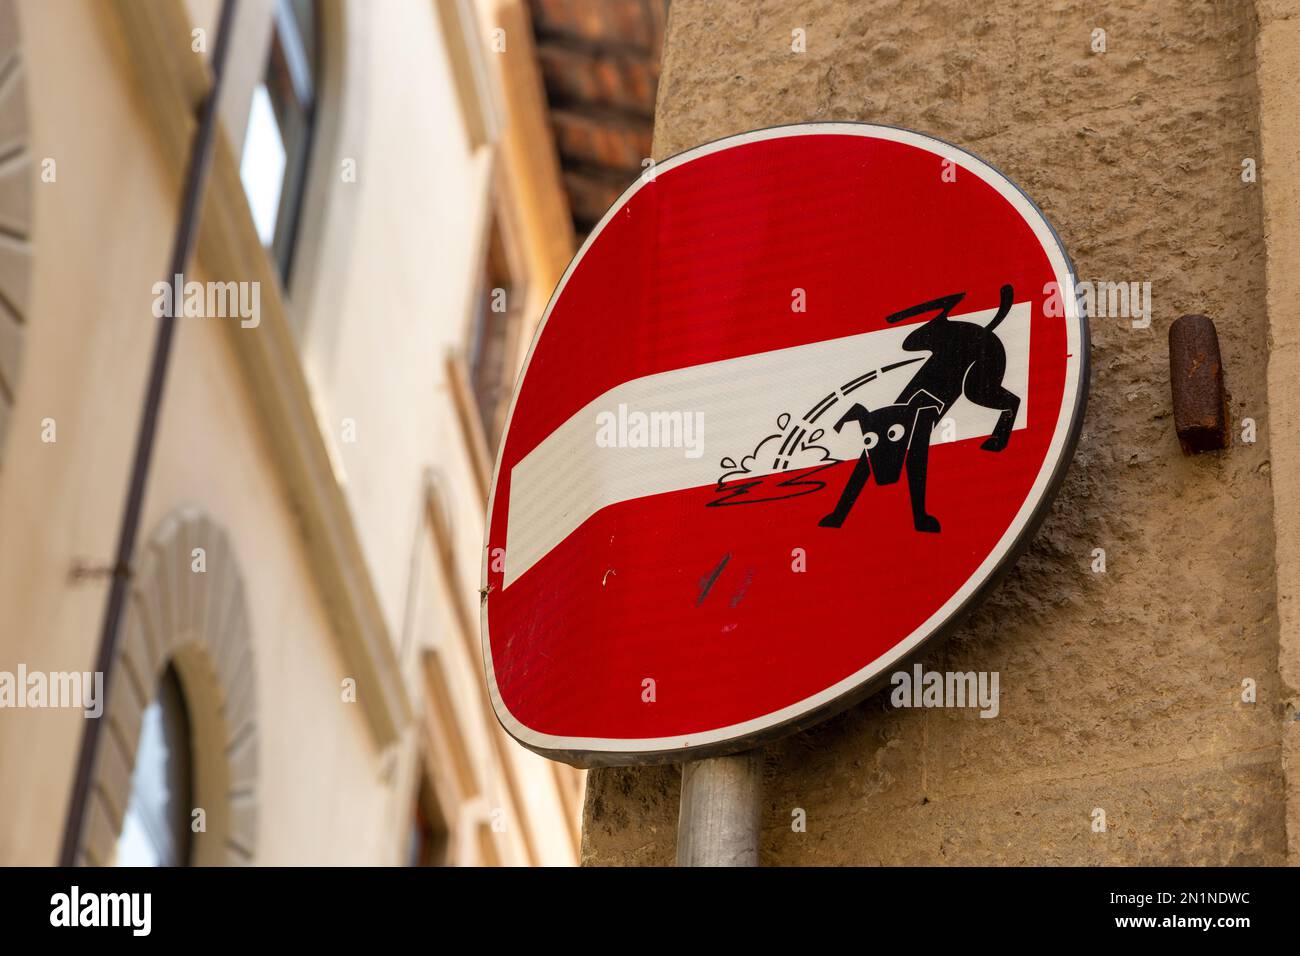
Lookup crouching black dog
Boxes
[819,284,1021,533]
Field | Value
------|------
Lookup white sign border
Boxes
[481,122,1088,766]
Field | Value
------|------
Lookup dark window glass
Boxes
[240,0,319,283]
[406,780,450,867]
[468,221,517,454]
[114,665,194,867]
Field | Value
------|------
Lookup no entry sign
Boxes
[482,123,1087,766]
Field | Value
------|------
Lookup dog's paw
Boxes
[915,514,941,533]
[980,434,1009,452]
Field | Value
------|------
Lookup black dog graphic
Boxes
[818,284,1021,532]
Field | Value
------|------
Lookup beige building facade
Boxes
[582,0,1300,866]
[8,0,1298,871]
[0,0,581,865]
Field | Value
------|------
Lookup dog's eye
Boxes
[888,424,905,442]
[863,432,879,449]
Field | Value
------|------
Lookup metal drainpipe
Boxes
[58,0,240,867]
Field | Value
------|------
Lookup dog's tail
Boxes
[886,291,963,324]
[983,284,1015,333]
[886,284,1015,329]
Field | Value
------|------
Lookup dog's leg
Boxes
[963,353,1020,452]
[819,453,872,528]
[907,408,941,533]
[978,387,1020,452]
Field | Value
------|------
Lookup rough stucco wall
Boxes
[1256,0,1300,864]
[581,0,1287,865]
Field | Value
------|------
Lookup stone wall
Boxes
[582,0,1288,866]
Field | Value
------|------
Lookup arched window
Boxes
[239,0,320,283]
[78,511,258,868]
[113,665,194,867]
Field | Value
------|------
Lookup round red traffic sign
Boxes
[482,123,1087,765]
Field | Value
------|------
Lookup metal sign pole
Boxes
[675,750,763,866]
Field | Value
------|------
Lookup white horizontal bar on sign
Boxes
[503,301,1030,589]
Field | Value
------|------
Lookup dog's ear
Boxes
[907,389,943,413]
[832,403,871,434]
[906,390,944,430]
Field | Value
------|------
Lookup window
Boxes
[239,0,319,283]
[467,219,520,454]
[114,665,194,867]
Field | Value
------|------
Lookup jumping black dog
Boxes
[818,284,1021,532]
